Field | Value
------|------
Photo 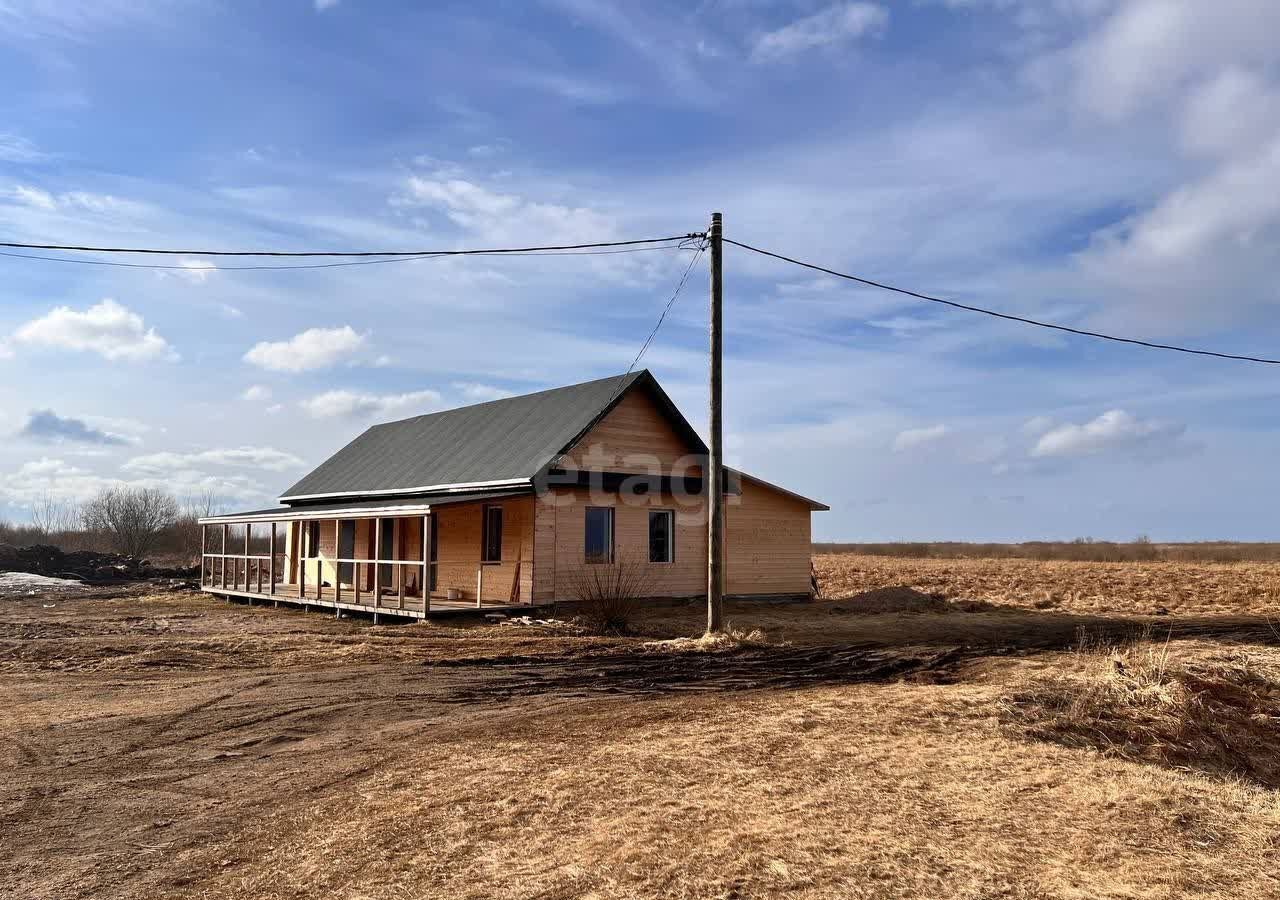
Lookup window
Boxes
[649,510,674,564]
[481,505,503,563]
[306,521,320,557]
[584,507,614,564]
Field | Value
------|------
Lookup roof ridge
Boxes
[369,369,645,430]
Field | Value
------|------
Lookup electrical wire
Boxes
[592,238,708,414]
[623,239,707,378]
[724,237,1280,366]
[0,243,695,272]
[0,234,703,257]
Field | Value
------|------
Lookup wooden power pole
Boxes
[707,211,725,634]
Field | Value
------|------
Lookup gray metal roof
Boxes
[280,370,704,502]
[200,487,535,524]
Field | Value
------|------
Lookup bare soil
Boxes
[5,558,1280,899]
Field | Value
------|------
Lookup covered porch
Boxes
[198,490,537,618]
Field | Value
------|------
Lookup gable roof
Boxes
[280,370,707,503]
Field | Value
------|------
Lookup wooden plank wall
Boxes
[433,496,534,602]
[557,389,701,476]
[539,487,708,602]
[724,479,814,596]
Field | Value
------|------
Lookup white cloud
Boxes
[0,458,115,505]
[10,184,55,209]
[301,389,443,420]
[5,185,134,214]
[395,176,614,244]
[1064,0,1280,121]
[13,299,177,362]
[0,456,269,508]
[453,381,513,402]
[123,446,304,474]
[893,424,949,451]
[242,385,272,402]
[176,259,217,283]
[244,326,366,372]
[1031,409,1188,459]
[0,133,44,162]
[752,3,888,62]
[1022,415,1055,436]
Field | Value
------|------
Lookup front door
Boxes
[378,518,395,588]
[338,521,355,584]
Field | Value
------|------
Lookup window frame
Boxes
[648,509,675,564]
[583,506,615,565]
[481,504,503,564]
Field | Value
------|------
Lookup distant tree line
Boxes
[0,487,221,562]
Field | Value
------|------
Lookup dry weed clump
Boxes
[1002,634,1280,787]
[643,624,776,653]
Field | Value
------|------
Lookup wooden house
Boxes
[198,370,826,618]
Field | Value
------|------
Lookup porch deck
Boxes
[201,583,538,619]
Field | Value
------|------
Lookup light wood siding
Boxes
[544,487,708,600]
[533,498,557,602]
[432,497,534,603]
[725,478,814,596]
[558,389,701,476]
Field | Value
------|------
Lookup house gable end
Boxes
[554,376,706,476]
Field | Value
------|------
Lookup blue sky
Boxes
[3,0,1280,541]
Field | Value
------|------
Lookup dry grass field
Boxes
[5,554,1280,899]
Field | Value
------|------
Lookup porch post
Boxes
[333,519,342,605]
[221,524,228,591]
[397,516,405,610]
[422,514,431,615]
[299,524,306,601]
[244,525,250,592]
[200,524,207,587]
[269,523,276,596]
[373,518,382,609]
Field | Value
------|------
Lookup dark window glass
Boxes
[482,506,503,562]
[584,507,613,564]
[307,521,320,555]
[649,510,673,563]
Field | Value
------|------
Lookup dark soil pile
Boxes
[0,543,197,581]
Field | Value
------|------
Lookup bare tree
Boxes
[173,490,224,563]
[81,487,179,559]
[30,491,78,541]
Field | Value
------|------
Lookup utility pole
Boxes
[706,211,724,634]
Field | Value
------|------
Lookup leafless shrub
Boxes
[566,556,652,635]
[81,486,179,559]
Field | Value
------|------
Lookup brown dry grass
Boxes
[1003,631,1280,788]
[816,552,1280,617]
[7,563,1280,899]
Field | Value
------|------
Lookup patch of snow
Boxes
[0,572,88,597]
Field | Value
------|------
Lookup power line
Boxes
[623,239,708,378]
[724,237,1280,366]
[0,234,702,258]
[0,243,695,272]
[595,238,707,414]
